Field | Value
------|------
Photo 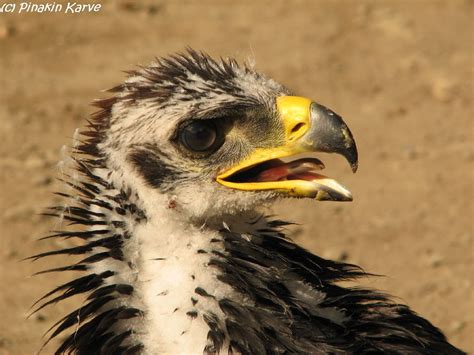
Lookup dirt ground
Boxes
[0,0,472,354]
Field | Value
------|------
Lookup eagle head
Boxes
[89,50,358,219]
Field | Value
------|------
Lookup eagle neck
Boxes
[94,165,247,354]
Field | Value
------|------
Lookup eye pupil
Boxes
[180,121,218,152]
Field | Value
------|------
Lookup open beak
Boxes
[216,96,358,201]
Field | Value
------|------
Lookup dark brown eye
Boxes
[179,120,220,152]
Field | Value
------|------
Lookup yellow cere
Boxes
[276,96,312,142]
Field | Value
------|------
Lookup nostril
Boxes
[291,122,306,134]
[287,121,309,141]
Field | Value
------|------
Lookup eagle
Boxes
[31,50,464,354]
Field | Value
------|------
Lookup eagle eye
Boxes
[179,120,222,153]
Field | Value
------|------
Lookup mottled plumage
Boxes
[32,50,464,354]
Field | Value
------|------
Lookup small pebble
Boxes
[431,77,457,102]
[119,0,141,12]
[0,23,15,39]
[148,4,161,15]
[6,250,18,260]
[32,175,53,186]
[450,321,466,332]
[0,335,12,348]
[323,248,350,262]
[35,314,46,322]
[428,254,444,268]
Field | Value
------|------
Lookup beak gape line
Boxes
[216,96,358,201]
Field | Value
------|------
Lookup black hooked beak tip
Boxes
[308,102,358,173]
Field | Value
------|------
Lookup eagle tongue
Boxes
[256,164,289,182]
[256,158,325,182]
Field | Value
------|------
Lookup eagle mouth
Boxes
[216,96,357,201]
[224,157,326,183]
[218,155,353,201]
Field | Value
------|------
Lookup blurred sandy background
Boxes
[0,0,472,353]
